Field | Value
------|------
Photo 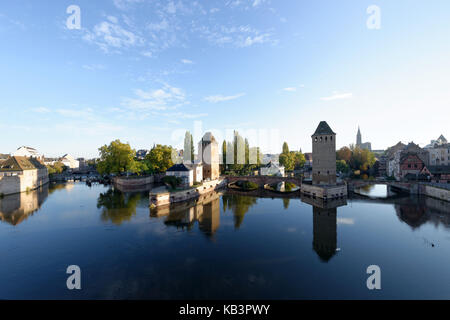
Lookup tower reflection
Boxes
[150,191,222,237]
[301,196,347,262]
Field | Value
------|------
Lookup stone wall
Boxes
[423,185,450,202]
[150,179,226,207]
[226,175,302,187]
[113,174,163,187]
[0,169,49,196]
[300,183,347,200]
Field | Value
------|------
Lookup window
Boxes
[330,136,333,141]
[320,137,323,142]
[315,137,318,142]
[325,136,328,142]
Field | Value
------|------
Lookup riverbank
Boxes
[150,178,227,207]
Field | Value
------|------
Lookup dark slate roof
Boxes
[166,163,192,172]
[312,121,335,136]
[0,156,45,172]
[428,165,450,175]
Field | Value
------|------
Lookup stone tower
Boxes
[356,126,362,147]
[198,132,220,181]
[312,121,336,185]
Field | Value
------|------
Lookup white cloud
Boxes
[82,64,106,71]
[122,84,187,111]
[204,93,245,103]
[83,18,143,53]
[56,108,95,119]
[181,59,193,64]
[198,24,276,48]
[320,92,353,101]
[113,0,144,10]
[282,85,305,92]
[141,51,153,57]
[31,107,51,113]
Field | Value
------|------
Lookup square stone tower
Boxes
[312,121,336,185]
[198,132,220,181]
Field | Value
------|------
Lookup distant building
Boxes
[60,154,79,170]
[198,132,220,181]
[166,162,203,188]
[0,156,49,196]
[262,154,279,165]
[312,121,336,185]
[166,164,194,187]
[304,153,313,167]
[387,142,430,180]
[13,146,42,160]
[424,134,448,149]
[356,127,372,151]
[400,153,426,179]
[43,157,59,166]
[136,149,148,160]
[260,161,285,177]
[425,135,450,166]
[428,165,450,183]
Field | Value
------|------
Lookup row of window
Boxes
[314,136,333,142]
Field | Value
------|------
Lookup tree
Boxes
[279,152,295,171]
[190,133,194,161]
[222,140,227,168]
[145,144,175,173]
[336,160,350,173]
[97,140,139,175]
[46,161,65,175]
[337,147,352,163]
[183,131,194,163]
[293,151,306,169]
[282,142,289,154]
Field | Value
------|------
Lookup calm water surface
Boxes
[1,182,450,299]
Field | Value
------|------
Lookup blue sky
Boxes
[1,0,449,158]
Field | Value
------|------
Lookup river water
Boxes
[0,182,449,299]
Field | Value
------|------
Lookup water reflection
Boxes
[301,196,347,262]
[222,194,258,229]
[0,185,49,226]
[395,196,450,229]
[150,191,222,237]
[97,189,143,225]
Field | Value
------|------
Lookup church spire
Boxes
[356,126,362,146]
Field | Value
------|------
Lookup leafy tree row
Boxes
[96,139,175,175]
[278,142,306,171]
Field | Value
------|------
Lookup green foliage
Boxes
[336,160,350,173]
[336,146,376,173]
[222,131,262,174]
[282,142,289,154]
[279,148,306,171]
[285,182,296,192]
[97,140,140,175]
[46,161,65,175]
[162,175,182,189]
[145,144,175,173]
[235,180,259,190]
[183,131,194,163]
